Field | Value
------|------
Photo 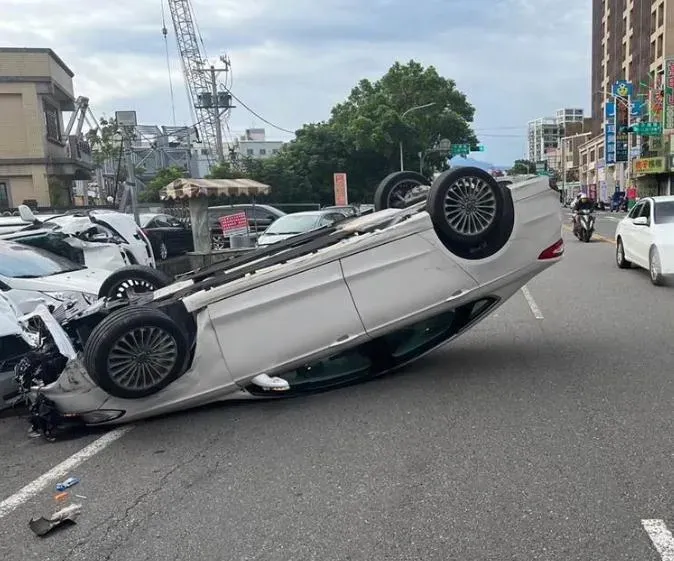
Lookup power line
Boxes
[227,91,296,134]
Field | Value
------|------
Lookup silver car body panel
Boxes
[25,176,563,426]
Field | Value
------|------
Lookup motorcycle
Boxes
[573,209,595,242]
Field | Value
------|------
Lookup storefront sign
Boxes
[664,58,674,132]
[633,157,665,175]
[605,101,616,164]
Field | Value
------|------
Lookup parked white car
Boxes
[256,210,350,246]
[0,206,155,270]
[16,168,563,438]
[615,195,674,285]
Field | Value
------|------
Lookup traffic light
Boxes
[471,145,485,152]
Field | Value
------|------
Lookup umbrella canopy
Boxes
[160,178,271,200]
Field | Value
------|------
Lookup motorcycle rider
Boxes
[571,192,594,234]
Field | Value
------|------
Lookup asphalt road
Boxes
[1,226,673,561]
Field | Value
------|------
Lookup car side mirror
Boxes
[633,216,649,226]
[18,204,39,224]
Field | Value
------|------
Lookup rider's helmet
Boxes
[579,192,589,200]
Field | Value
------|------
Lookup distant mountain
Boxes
[448,155,509,172]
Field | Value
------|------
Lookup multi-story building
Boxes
[527,109,586,164]
[582,0,674,200]
[0,48,93,208]
[233,128,285,160]
[527,118,561,163]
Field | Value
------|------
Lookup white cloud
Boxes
[1,0,591,163]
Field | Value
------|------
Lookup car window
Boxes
[244,298,498,397]
[264,214,321,235]
[654,201,674,224]
[628,202,643,219]
[0,242,84,278]
[165,216,184,228]
[639,201,651,221]
[251,207,279,220]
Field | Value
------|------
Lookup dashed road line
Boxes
[521,285,543,319]
[642,519,674,560]
[0,426,133,520]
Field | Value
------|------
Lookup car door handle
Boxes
[330,333,358,347]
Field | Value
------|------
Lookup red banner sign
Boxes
[333,173,348,206]
[218,212,248,236]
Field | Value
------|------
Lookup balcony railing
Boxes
[65,135,93,165]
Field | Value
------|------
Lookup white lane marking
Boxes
[642,519,674,560]
[0,426,133,520]
[521,285,544,319]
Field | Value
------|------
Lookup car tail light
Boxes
[538,238,564,260]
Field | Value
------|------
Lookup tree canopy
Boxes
[509,159,537,175]
[140,60,478,205]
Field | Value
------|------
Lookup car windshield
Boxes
[139,215,155,227]
[0,242,85,278]
[654,201,674,224]
[263,214,321,235]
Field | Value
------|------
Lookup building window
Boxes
[246,148,254,155]
[272,149,279,154]
[0,182,9,209]
[657,34,663,58]
[43,102,61,143]
[658,3,664,27]
[259,148,266,155]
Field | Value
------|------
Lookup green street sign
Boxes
[632,122,662,136]
[450,144,470,155]
[450,144,484,155]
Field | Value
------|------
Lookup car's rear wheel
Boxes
[98,265,172,300]
[373,171,429,211]
[83,306,188,399]
[650,246,665,286]
[426,167,504,245]
[616,238,631,269]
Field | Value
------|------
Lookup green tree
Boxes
[139,166,186,203]
[509,159,536,175]
[240,61,478,205]
[329,60,478,173]
[86,117,122,166]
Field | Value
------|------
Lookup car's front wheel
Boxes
[373,171,429,211]
[83,306,188,399]
[98,265,173,300]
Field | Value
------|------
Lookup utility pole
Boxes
[195,60,232,164]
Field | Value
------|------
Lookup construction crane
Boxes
[164,0,232,165]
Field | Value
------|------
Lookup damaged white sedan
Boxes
[14,168,563,439]
[0,206,155,270]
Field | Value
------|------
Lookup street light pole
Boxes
[399,102,437,171]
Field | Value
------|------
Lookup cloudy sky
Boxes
[3,0,590,166]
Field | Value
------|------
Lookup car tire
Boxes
[426,166,504,245]
[616,238,631,269]
[649,246,665,286]
[373,171,429,211]
[83,306,188,399]
[158,241,168,261]
[98,265,172,300]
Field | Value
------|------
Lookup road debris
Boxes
[29,503,82,537]
[56,477,79,491]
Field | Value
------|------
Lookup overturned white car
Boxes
[14,168,563,439]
